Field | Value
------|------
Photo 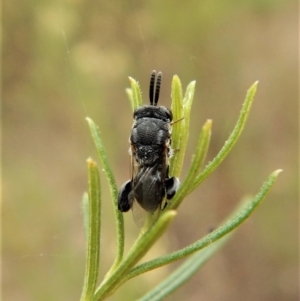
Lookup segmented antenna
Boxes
[149,70,163,106]
[149,70,156,105]
[154,71,162,105]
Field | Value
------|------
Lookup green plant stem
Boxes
[86,118,125,269]
[124,169,281,281]
[92,211,177,301]
[80,159,101,301]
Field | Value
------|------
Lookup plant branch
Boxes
[125,169,282,280]
[138,232,232,301]
[92,211,177,301]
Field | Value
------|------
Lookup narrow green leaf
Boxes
[125,88,133,108]
[171,75,183,123]
[138,233,231,301]
[80,158,101,301]
[82,192,89,239]
[170,79,196,178]
[168,119,212,210]
[129,77,143,111]
[183,81,196,109]
[191,81,258,192]
[169,75,185,177]
[126,169,281,279]
[180,80,196,167]
[138,194,256,301]
[86,117,124,267]
[92,211,177,301]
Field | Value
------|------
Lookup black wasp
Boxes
[118,70,180,218]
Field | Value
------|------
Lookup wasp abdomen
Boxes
[132,166,165,212]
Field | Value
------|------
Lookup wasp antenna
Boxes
[149,70,156,105]
[154,71,162,106]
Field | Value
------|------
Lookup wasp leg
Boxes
[118,180,133,212]
[165,177,180,200]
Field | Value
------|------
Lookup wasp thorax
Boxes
[133,145,163,166]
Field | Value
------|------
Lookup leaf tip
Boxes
[161,209,177,222]
[273,169,283,176]
[129,76,139,85]
[87,157,97,167]
[189,80,196,88]
[249,81,259,92]
[204,119,213,130]
[86,117,94,128]
[172,75,182,87]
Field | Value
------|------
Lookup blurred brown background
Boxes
[3,1,298,300]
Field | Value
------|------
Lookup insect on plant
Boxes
[117,71,180,222]
[83,72,281,301]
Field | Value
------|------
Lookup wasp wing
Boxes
[132,165,165,212]
[130,150,169,228]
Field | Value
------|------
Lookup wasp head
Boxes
[133,70,173,122]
